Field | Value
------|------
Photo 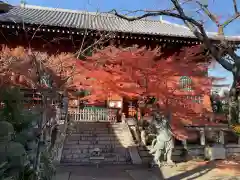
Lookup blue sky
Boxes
[5,0,240,87]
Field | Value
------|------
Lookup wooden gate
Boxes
[69,107,118,122]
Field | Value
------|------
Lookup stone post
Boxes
[121,113,126,124]
[140,130,147,146]
[219,131,225,145]
[200,129,206,146]
[182,139,188,149]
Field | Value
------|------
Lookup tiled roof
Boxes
[0,4,240,42]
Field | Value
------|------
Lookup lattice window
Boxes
[179,76,192,91]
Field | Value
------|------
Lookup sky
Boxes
[4,0,240,88]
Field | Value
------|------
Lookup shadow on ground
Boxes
[164,161,216,180]
[55,161,222,180]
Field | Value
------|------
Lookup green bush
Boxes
[0,87,55,180]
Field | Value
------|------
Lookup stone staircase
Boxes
[61,122,136,165]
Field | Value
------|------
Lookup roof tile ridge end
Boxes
[19,4,118,18]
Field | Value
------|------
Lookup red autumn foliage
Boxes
[81,45,220,140]
[0,46,90,91]
[0,45,221,140]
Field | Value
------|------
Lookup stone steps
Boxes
[65,136,132,146]
[61,122,135,165]
[62,151,129,162]
[66,135,127,140]
[64,142,132,148]
[64,146,127,152]
[70,130,127,134]
[69,132,127,137]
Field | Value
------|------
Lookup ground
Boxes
[54,160,240,180]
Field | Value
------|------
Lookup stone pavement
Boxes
[160,160,240,180]
[54,162,240,180]
[54,165,163,180]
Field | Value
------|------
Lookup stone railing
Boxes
[138,145,205,163]
[226,144,240,157]
[184,125,230,146]
[138,144,240,164]
[137,125,240,164]
[126,122,240,164]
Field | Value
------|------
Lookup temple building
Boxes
[0,3,240,149]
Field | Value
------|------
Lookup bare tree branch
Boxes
[171,0,238,70]
[112,0,240,124]
[111,9,201,26]
[76,28,88,59]
[233,0,239,14]
[195,1,220,26]
[111,0,237,71]
[222,13,240,28]
[195,0,240,35]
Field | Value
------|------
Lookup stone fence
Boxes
[126,119,240,163]
[138,144,240,164]
[226,144,240,157]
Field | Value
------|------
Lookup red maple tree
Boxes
[0,46,89,91]
[0,45,221,140]
[81,45,219,140]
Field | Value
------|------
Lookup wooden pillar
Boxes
[200,129,206,146]
[219,131,225,145]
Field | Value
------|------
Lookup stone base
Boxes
[204,144,226,160]
[89,156,105,168]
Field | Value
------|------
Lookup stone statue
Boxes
[90,148,101,157]
[149,112,175,167]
